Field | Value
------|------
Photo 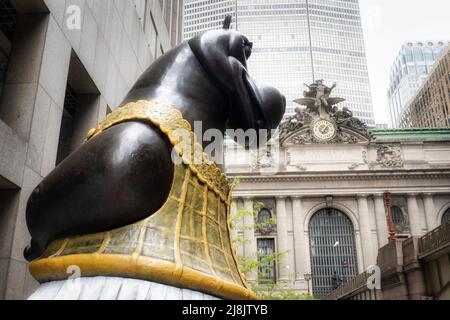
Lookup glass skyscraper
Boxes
[183,0,375,126]
[387,41,450,128]
[184,1,237,39]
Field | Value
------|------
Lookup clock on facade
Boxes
[312,119,337,142]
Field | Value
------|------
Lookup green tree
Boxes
[230,179,315,300]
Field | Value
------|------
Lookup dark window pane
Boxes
[257,238,276,283]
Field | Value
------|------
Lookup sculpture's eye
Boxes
[243,40,253,59]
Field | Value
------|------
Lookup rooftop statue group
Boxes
[279,80,370,143]
[296,79,345,118]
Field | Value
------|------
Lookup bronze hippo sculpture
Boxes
[24,16,286,262]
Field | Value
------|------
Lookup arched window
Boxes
[309,208,358,299]
[258,208,272,224]
[391,206,404,226]
[442,208,450,225]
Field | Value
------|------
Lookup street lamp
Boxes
[304,272,312,295]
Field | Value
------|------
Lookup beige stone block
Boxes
[10,166,43,262]
[104,53,118,108]
[78,8,98,73]
[92,32,109,94]
[5,14,48,84]
[0,120,28,186]
[0,190,20,259]
[101,0,114,45]
[137,25,149,70]
[119,37,137,89]
[23,269,39,300]
[0,258,10,299]
[44,0,66,27]
[0,83,38,139]
[40,101,63,177]
[25,85,51,173]
[92,0,111,35]
[97,96,108,122]
[70,95,100,150]
[107,7,124,63]
[4,259,27,300]
[114,0,126,20]
[63,0,85,53]
[115,74,128,107]
[39,16,71,108]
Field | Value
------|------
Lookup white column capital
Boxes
[407,193,420,198]
[275,194,289,281]
[423,194,436,231]
[357,194,375,268]
[407,194,425,236]
[374,195,389,247]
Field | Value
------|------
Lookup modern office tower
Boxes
[183,0,376,126]
[387,41,450,128]
[398,45,450,128]
[183,0,237,40]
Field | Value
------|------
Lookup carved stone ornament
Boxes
[279,81,372,145]
[251,148,274,170]
[376,145,404,168]
[256,224,276,235]
[282,124,371,146]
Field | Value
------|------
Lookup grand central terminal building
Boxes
[225,101,450,299]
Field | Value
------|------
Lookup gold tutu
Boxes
[29,100,257,300]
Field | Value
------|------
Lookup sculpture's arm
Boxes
[24,122,174,261]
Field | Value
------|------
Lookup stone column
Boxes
[423,193,436,231]
[276,196,289,281]
[354,231,365,274]
[373,194,389,247]
[0,14,72,300]
[230,198,243,257]
[243,197,257,281]
[357,195,376,268]
[407,194,423,236]
[292,196,307,282]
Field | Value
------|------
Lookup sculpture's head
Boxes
[188,16,286,149]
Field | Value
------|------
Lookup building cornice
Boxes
[227,169,450,183]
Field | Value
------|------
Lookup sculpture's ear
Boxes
[223,15,232,29]
[188,30,245,92]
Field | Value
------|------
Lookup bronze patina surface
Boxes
[24,17,285,299]
[30,100,256,300]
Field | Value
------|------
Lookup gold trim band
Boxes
[29,254,258,300]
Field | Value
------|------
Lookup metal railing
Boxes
[325,271,371,300]
[419,221,450,258]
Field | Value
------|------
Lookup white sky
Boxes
[359,0,450,124]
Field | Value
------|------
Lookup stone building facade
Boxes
[225,107,450,299]
[399,45,450,129]
[0,0,182,300]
